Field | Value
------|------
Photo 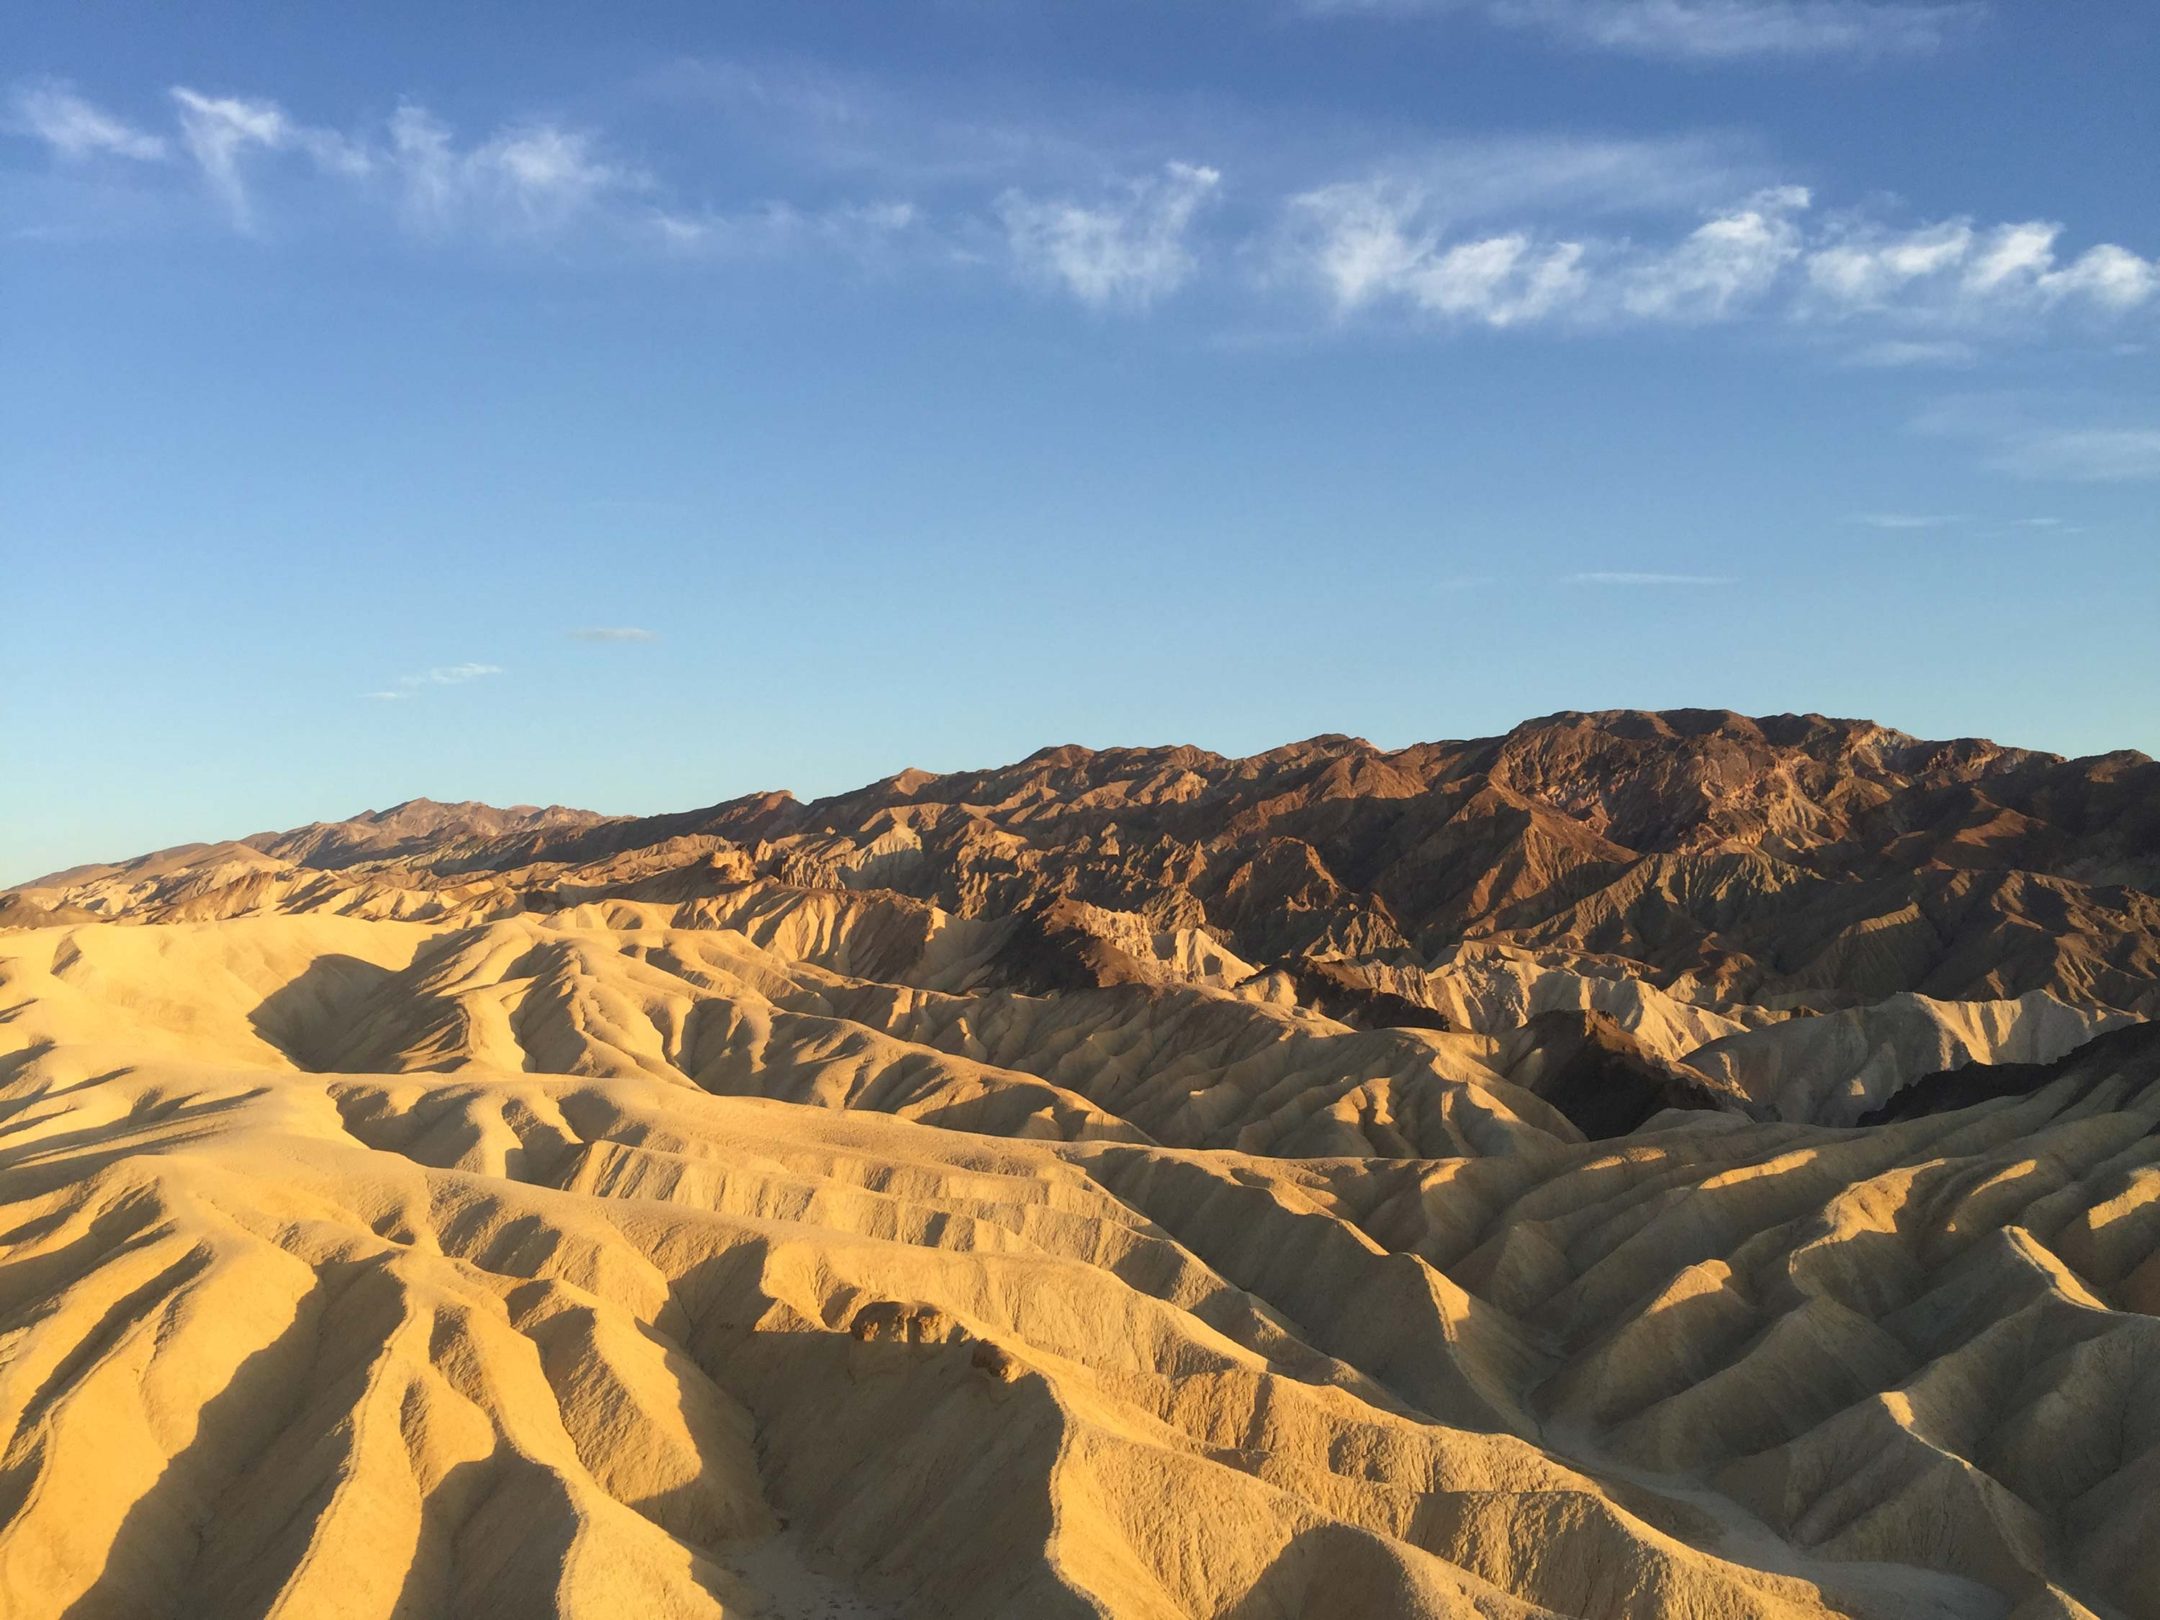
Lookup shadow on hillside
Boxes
[41,1246,1027,1619]
[670,1243,1076,1616]
[248,954,398,1071]
[42,1251,611,1620]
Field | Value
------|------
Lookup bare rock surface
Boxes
[4,710,2158,1617]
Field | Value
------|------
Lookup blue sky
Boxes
[5,1,2156,881]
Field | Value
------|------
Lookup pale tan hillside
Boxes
[5,713,2155,1615]
[4,908,2158,1619]
[0,910,1588,1159]
[1684,989,2131,1124]
[15,711,2154,1122]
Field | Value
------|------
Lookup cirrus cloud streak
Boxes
[8,79,2154,352]
[365,662,504,701]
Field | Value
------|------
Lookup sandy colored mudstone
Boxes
[5,712,2157,1616]
[1,904,2156,1619]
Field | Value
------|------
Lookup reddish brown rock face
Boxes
[22,709,2158,1017]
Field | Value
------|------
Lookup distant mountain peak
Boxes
[11,709,2157,1018]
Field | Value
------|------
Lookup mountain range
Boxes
[2,709,2157,1619]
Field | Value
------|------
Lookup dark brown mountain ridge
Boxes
[15,709,2160,1028]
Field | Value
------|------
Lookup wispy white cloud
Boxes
[470,125,633,226]
[1298,0,1979,60]
[1286,178,1588,323]
[1507,0,1976,59]
[9,77,924,263]
[1285,182,1813,325]
[381,104,640,234]
[1272,133,1756,320]
[1803,218,2160,323]
[8,82,167,161]
[568,626,660,642]
[648,198,920,259]
[10,74,2152,361]
[1324,134,1758,221]
[11,84,636,238]
[385,104,459,228]
[170,86,369,230]
[1806,218,1973,304]
[1916,397,2160,484]
[999,161,1221,307]
[367,661,505,700]
[645,55,1120,198]
[1850,510,2093,537]
[1840,337,1977,368]
[1621,186,1810,320]
[414,661,502,684]
[1997,427,2160,483]
[1563,570,1736,585]
[1850,511,1960,529]
[1277,177,2157,338]
[170,89,287,228]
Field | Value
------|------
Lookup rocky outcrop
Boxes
[19,711,2158,1015]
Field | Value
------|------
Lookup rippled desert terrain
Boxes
[4,711,2157,1619]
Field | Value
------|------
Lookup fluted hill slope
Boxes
[5,906,2160,1618]
[12,710,2154,1124]
[0,910,1594,1159]
[1859,1016,2160,1123]
[5,702,2159,1616]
